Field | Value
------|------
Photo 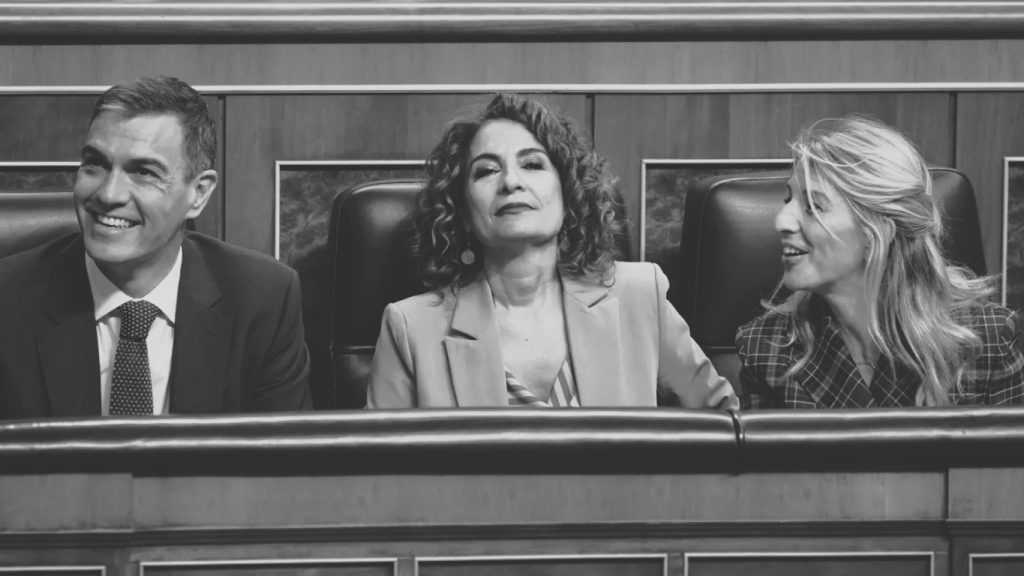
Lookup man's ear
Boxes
[186,169,218,220]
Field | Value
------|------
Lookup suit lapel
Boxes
[168,238,233,413]
[443,276,506,406]
[37,237,102,416]
[562,275,623,407]
[798,317,876,409]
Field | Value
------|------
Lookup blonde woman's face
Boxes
[775,170,868,295]
[462,120,564,253]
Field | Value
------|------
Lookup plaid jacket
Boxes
[735,300,1024,409]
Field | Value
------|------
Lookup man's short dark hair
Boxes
[91,76,216,181]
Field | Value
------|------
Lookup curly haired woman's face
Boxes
[463,120,564,252]
[776,169,867,295]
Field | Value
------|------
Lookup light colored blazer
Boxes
[366,261,738,409]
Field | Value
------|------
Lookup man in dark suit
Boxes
[0,76,312,418]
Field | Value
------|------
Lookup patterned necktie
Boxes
[109,300,161,416]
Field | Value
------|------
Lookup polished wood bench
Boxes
[1,408,1023,576]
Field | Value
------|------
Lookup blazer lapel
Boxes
[798,317,876,409]
[168,238,233,413]
[37,237,102,416]
[562,275,623,407]
[443,276,506,406]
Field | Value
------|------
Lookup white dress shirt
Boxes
[85,249,182,416]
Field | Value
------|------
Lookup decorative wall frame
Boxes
[274,159,425,262]
[0,568,105,575]
[1003,156,1024,313]
[683,551,936,576]
[969,552,1024,576]
[414,553,669,576]
[0,161,79,194]
[639,158,792,268]
[139,558,399,576]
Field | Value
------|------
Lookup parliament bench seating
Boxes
[327,169,987,407]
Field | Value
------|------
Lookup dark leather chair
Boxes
[0,192,199,261]
[328,179,427,409]
[673,167,986,389]
[0,192,79,260]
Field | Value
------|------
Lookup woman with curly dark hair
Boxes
[367,93,737,409]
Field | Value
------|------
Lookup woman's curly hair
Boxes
[413,93,626,296]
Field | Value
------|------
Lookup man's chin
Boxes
[82,235,140,265]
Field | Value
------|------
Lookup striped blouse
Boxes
[505,358,581,407]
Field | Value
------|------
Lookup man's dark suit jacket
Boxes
[0,232,312,419]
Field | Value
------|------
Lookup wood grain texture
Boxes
[5,41,1024,87]
[0,474,132,532]
[193,95,225,239]
[949,468,1024,521]
[952,537,1024,576]
[145,564,392,576]
[4,1,1024,41]
[129,472,943,530]
[956,93,1024,275]
[0,96,95,160]
[417,557,663,576]
[970,556,1024,576]
[224,94,586,254]
[594,93,952,260]
[686,555,932,576]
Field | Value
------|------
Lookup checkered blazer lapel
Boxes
[799,317,877,409]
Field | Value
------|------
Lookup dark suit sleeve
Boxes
[735,323,775,410]
[249,268,312,411]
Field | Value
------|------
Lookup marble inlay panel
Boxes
[643,161,790,276]
[1006,159,1024,314]
[0,168,77,193]
[277,165,425,400]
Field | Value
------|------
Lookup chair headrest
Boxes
[329,179,427,351]
[0,192,79,260]
[0,191,200,261]
[673,167,986,352]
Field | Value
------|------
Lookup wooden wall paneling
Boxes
[192,95,225,239]
[0,563,113,576]
[950,538,1024,576]
[7,2,1024,41]
[955,93,1024,277]
[140,560,395,576]
[415,555,666,576]
[0,96,95,161]
[684,553,933,576]
[5,41,1024,87]
[594,93,952,261]
[129,473,943,530]
[0,474,132,532]
[224,94,586,255]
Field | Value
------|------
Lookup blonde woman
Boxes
[736,115,1024,409]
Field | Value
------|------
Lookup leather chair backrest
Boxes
[673,167,986,389]
[328,180,427,409]
[0,192,199,261]
[0,192,79,260]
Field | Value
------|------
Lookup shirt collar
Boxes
[85,248,183,324]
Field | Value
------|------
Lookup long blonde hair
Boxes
[766,115,996,406]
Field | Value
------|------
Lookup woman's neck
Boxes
[822,284,878,366]
[483,242,560,309]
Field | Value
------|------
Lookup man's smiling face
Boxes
[74,112,197,270]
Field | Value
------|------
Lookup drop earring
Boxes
[460,247,476,265]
